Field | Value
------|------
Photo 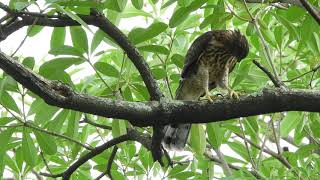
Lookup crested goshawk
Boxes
[163,30,249,150]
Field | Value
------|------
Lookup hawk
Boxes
[163,30,249,150]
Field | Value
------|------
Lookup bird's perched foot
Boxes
[227,88,239,100]
[204,93,214,102]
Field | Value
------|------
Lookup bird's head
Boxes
[223,30,249,62]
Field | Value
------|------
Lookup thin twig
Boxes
[238,120,257,171]
[41,134,130,179]
[283,64,320,82]
[299,0,320,25]
[40,151,55,179]
[256,134,267,169]
[242,0,283,88]
[214,148,232,176]
[0,103,94,150]
[225,2,250,22]
[0,124,23,128]
[85,57,113,92]
[81,115,112,130]
[236,133,293,170]
[253,60,283,88]
[25,122,94,150]
[95,146,118,180]
[11,17,39,57]
[204,150,262,178]
[270,117,282,154]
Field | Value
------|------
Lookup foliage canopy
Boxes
[0,0,320,179]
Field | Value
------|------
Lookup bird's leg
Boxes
[203,68,213,102]
[219,66,239,100]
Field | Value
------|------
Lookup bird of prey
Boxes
[163,30,249,150]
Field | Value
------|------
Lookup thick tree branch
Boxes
[0,5,165,164]
[0,4,163,100]
[1,51,320,127]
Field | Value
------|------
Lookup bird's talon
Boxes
[205,94,214,102]
[228,90,239,100]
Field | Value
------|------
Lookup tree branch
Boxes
[253,60,285,88]
[2,50,320,127]
[40,134,129,179]
[40,129,151,179]
[204,151,261,178]
[95,146,118,180]
[299,0,320,24]
[244,0,320,20]
[0,4,163,101]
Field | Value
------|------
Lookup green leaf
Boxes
[227,141,250,162]
[70,26,89,53]
[190,124,206,155]
[280,112,302,137]
[171,54,184,68]
[169,7,191,28]
[49,45,84,57]
[246,22,255,36]
[0,91,20,113]
[22,57,35,70]
[274,27,285,50]
[273,13,299,40]
[200,13,232,29]
[112,119,127,138]
[52,4,92,32]
[33,130,57,155]
[22,128,38,167]
[168,164,189,177]
[39,58,84,73]
[207,123,222,148]
[0,117,15,126]
[162,0,177,9]
[51,27,66,49]
[138,45,169,55]
[151,68,166,80]
[27,25,44,37]
[94,62,120,78]
[66,111,81,139]
[47,110,70,133]
[0,128,15,178]
[91,30,105,53]
[104,0,128,12]
[128,22,168,44]
[131,0,143,9]
[296,144,318,158]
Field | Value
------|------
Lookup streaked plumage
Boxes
[163,30,249,150]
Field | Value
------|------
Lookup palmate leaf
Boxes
[1,0,320,178]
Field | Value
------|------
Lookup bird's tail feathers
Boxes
[163,80,198,150]
[162,124,191,150]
